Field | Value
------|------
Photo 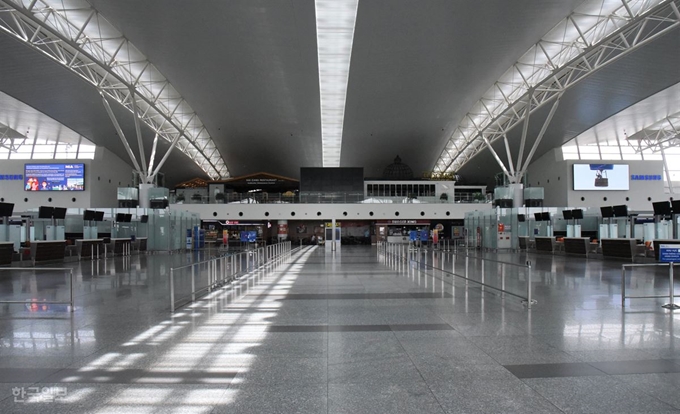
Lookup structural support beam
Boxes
[516,102,531,173]
[151,133,184,179]
[100,93,143,174]
[0,0,229,178]
[517,94,562,180]
[503,136,516,177]
[434,0,680,175]
[130,87,148,177]
[147,133,159,178]
[480,134,513,180]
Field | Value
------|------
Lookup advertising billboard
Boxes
[24,164,85,191]
[573,164,629,191]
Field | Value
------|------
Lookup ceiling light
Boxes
[315,0,359,167]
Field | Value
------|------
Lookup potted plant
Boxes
[439,193,449,202]
[191,193,203,203]
[214,192,225,204]
[473,192,486,202]
[175,194,185,204]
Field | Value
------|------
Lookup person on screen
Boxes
[26,177,39,191]
[41,181,50,191]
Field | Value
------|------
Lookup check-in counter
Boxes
[133,237,148,252]
[75,239,104,260]
[30,240,67,265]
[0,242,13,265]
[535,236,556,253]
[563,237,591,257]
[110,238,132,256]
[601,238,639,260]
[518,236,533,250]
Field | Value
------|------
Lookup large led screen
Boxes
[24,164,85,191]
[573,163,629,191]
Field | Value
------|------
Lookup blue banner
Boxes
[659,245,680,263]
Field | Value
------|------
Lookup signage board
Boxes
[25,163,85,191]
[659,244,680,263]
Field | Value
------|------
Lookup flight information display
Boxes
[24,164,85,191]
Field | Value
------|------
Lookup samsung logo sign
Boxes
[0,174,23,180]
[631,174,662,181]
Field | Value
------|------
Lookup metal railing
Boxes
[621,263,679,309]
[0,267,75,311]
[379,242,536,309]
[169,241,292,312]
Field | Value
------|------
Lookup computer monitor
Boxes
[572,209,584,220]
[517,214,525,222]
[613,205,628,217]
[140,215,148,223]
[94,211,105,222]
[600,206,614,218]
[0,202,14,217]
[562,210,573,220]
[115,213,126,222]
[38,206,54,219]
[52,207,67,219]
[83,210,95,221]
[534,212,542,222]
[672,200,680,215]
[541,212,550,221]
[652,201,672,216]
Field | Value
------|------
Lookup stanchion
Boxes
[191,265,196,301]
[481,260,485,292]
[663,263,680,310]
[621,266,626,307]
[170,268,175,312]
[465,253,469,285]
[523,260,536,310]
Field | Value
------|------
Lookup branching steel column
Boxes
[0,0,229,178]
[151,133,184,179]
[434,0,680,175]
[480,133,513,180]
[516,103,531,172]
[517,95,562,180]
[147,133,159,178]
[100,93,143,174]
[130,86,148,177]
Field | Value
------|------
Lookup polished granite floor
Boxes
[1,245,680,413]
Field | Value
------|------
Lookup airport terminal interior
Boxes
[2,0,680,413]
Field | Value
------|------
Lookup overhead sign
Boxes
[245,178,278,185]
[659,244,680,263]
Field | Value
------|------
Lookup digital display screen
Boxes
[573,164,629,191]
[24,164,84,191]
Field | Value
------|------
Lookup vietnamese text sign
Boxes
[659,244,680,263]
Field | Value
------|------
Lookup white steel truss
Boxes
[434,0,680,177]
[626,113,680,153]
[0,0,229,179]
[0,122,25,152]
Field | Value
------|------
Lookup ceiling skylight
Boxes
[315,0,359,167]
